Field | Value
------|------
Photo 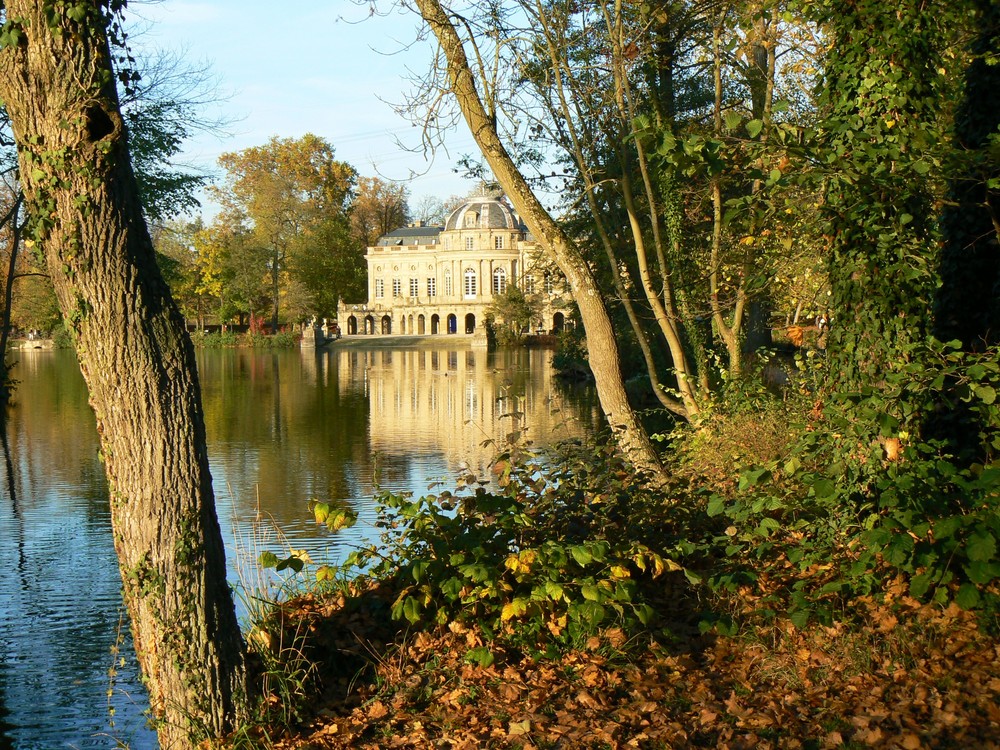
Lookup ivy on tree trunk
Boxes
[0,2,247,745]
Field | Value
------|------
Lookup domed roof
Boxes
[444,188,524,232]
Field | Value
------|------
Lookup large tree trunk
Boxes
[0,3,247,746]
[413,0,665,480]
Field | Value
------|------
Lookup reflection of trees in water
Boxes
[0,417,22,750]
[198,349,373,526]
[194,346,600,528]
[0,378,155,749]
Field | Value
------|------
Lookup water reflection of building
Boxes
[331,346,598,477]
[338,188,572,339]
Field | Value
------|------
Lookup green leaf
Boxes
[275,555,304,573]
[465,646,494,668]
[966,531,997,562]
[402,596,421,623]
[723,111,742,131]
[745,119,764,138]
[706,495,726,517]
[909,572,933,598]
[544,581,565,601]
[812,478,837,499]
[258,550,279,569]
[955,583,981,610]
[581,583,602,602]
[974,385,997,405]
[932,516,963,540]
[570,545,593,566]
[789,609,810,628]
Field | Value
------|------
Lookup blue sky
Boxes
[130,1,479,219]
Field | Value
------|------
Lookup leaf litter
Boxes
[243,578,1000,749]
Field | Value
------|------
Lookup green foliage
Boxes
[704,338,1000,623]
[332,441,685,646]
[190,330,239,348]
[551,325,591,381]
[485,283,535,346]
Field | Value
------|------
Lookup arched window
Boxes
[464,268,477,298]
[444,270,453,297]
[493,267,507,295]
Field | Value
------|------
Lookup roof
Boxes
[444,193,524,232]
[376,225,443,247]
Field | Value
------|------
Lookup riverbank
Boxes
[227,393,1000,750]
[243,579,1000,749]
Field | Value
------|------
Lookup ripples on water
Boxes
[0,345,599,748]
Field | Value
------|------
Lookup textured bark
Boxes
[414,0,666,480]
[0,3,246,746]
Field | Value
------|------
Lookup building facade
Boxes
[338,190,571,338]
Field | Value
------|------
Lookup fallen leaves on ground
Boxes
[250,582,1000,749]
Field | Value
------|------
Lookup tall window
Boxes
[427,277,437,297]
[524,275,535,295]
[544,271,554,295]
[464,268,477,298]
[392,278,402,297]
[494,235,504,250]
[492,267,507,295]
[465,236,474,251]
[444,270,453,297]
[375,279,384,298]
[409,278,419,297]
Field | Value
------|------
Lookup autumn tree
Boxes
[351,175,410,246]
[0,2,247,746]
[212,134,357,330]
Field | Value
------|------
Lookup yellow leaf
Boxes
[507,719,531,736]
[610,564,631,579]
[500,598,527,622]
[503,554,520,573]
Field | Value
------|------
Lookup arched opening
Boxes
[553,312,565,333]
[400,316,407,335]
[364,315,375,335]
[381,315,392,334]
[464,268,477,299]
[465,313,476,334]
[408,314,415,333]
[347,316,358,335]
[447,314,457,334]
[493,267,507,295]
[417,314,426,334]
[431,314,440,334]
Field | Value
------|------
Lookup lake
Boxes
[0,342,600,749]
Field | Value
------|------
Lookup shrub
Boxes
[277,440,695,650]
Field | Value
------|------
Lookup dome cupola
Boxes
[444,186,524,232]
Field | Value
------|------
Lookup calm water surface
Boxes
[0,343,599,749]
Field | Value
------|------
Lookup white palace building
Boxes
[338,189,572,340]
